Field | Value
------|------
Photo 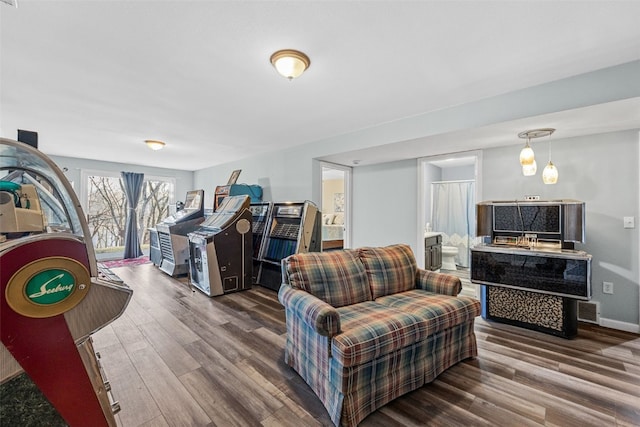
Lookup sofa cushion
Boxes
[284,250,372,307]
[375,290,481,336]
[358,244,417,299]
[332,301,426,368]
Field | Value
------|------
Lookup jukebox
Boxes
[154,189,205,277]
[249,201,273,284]
[188,195,253,296]
[470,199,592,338]
[0,138,132,426]
[257,200,321,291]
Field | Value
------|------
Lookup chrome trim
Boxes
[471,244,592,260]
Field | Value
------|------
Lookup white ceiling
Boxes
[2,1,639,171]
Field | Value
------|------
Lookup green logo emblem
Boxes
[25,269,75,305]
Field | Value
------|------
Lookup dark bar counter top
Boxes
[471,244,592,300]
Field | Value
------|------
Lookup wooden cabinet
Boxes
[424,234,442,271]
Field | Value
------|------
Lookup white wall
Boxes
[442,164,475,181]
[423,163,442,230]
[352,159,418,251]
[193,147,317,209]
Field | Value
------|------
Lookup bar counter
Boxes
[471,244,592,338]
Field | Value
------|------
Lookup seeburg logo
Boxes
[5,256,90,318]
[25,269,76,305]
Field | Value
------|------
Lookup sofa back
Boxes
[283,249,372,307]
[282,244,418,306]
[358,244,417,299]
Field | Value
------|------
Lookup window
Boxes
[81,170,174,259]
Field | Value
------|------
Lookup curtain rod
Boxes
[431,179,475,184]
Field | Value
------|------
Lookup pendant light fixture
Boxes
[270,49,311,80]
[542,137,559,184]
[517,128,555,178]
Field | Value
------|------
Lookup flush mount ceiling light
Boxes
[144,139,165,151]
[270,49,310,80]
[517,128,555,177]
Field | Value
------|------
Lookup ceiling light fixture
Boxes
[270,49,310,80]
[517,128,555,177]
[145,139,165,151]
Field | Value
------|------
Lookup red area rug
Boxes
[100,256,150,268]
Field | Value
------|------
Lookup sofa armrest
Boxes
[415,269,462,296]
[278,284,341,337]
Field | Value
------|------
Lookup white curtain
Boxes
[431,181,475,268]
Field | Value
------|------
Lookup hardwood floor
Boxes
[92,264,640,427]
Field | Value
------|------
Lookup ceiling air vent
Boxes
[577,301,600,324]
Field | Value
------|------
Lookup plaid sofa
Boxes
[278,244,481,426]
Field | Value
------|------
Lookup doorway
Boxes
[321,163,351,250]
[417,151,482,298]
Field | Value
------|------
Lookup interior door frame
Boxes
[320,161,352,249]
[416,150,483,269]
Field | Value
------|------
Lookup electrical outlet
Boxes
[623,216,635,229]
[524,195,540,201]
[603,281,614,294]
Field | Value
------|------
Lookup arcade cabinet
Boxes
[154,189,205,276]
[0,138,132,426]
[258,200,321,290]
[188,195,252,296]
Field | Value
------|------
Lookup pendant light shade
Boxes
[542,161,558,184]
[270,49,310,80]
[519,140,535,166]
[522,159,537,176]
[543,131,558,184]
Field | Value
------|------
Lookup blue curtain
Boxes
[431,181,475,268]
[121,171,144,259]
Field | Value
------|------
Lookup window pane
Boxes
[85,173,174,257]
[86,175,126,254]
[137,180,171,245]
